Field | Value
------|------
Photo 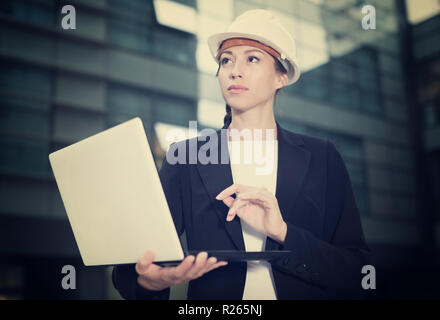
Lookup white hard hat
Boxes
[207,9,301,85]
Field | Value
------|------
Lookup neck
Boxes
[227,100,277,141]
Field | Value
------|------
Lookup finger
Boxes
[135,250,156,274]
[222,196,235,208]
[184,252,208,279]
[226,201,248,221]
[206,261,228,273]
[194,256,217,277]
[194,257,227,279]
[237,191,272,208]
[216,184,245,200]
[237,191,268,202]
[226,199,249,221]
[169,255,196,280]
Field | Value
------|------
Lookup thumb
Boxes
[136,250,156,274]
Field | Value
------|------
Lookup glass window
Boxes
[328,33,360,59]
[353,47,378,70]
[358,69,380,92]
[378,52,402,77]
[308,62,330,78]
[335,138,364,162]
[424,101,440,128]
[108,17,153,54]
[108,0,154,24]
[277,119,309,135]
[53,110,105,143]
[153,28,196,66]
[0,95,50,112]
[360,90,383,115]
[0,105,50,139]
[285,76,305,96]
[153,95,196,127]
[330,59,355,83]
[0,60,52,99]
[329,81,359,110]
[391,170,414,195]
[381,76,405,98]
[107,113,138,129]
[107,84,152,117]
[301,73,328,100]
[305,127,364,161]
[0,135,49,176]
[0,0,55,27]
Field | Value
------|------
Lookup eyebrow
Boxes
[219,49,265,57]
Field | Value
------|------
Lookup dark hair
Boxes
[217,58,288,129]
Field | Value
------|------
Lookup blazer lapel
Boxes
[265,121,311,251]
[196,128,245,250]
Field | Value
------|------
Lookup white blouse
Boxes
[227,138,278,300]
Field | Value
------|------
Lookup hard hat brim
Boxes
[208,32,300,85]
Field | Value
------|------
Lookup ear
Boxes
[275,73,288,90]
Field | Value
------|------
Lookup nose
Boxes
[230,60,243,79]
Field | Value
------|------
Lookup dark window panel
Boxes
[153,95,196,127]
[108,17,153,54]
[108,0,154,24]
[0,105,50,140]
[330,59,356,84]
[328,81,359,110]
[0,135,50,176]
[0,60,52,99]
[152,28,197,67]
[0,0,55,27]
[360,90,383,115]
[107,84,152,117]
[170,0,197,9]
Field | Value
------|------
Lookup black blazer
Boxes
[112,121,371,300]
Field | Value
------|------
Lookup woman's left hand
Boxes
[216,184,287,244]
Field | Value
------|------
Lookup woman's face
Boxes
[217,45,287,112]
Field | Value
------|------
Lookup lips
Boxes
[228,85,248,94]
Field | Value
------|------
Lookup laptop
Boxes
[48,117,290,266]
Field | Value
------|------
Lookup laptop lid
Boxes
[49,117,185,266]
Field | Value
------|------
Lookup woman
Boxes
[112,9,371,300]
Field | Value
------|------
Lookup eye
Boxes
[221,57,231,65]
[248,56,259,63]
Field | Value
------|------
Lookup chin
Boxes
[227,103,253,113]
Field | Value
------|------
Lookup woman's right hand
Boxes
[135,251,228,291]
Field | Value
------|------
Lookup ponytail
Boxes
[222,104,232,129]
